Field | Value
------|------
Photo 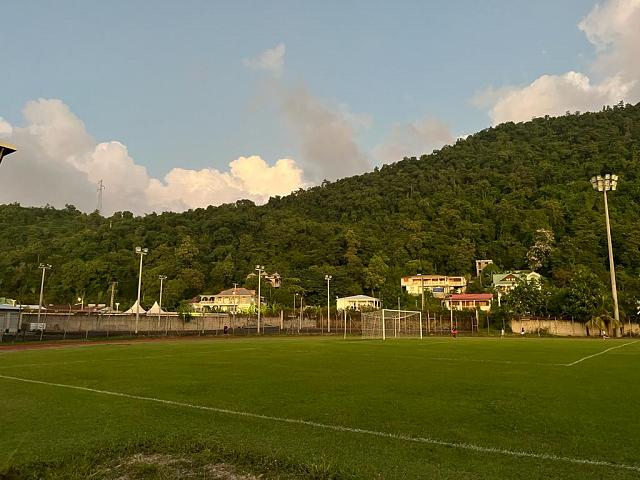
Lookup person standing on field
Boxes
[520,327,525,337]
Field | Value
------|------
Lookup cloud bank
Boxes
[280,85,372,181]
[0,99,305,215]
[243,43,286,77]
[477,0,640,125]
[373,116,455,164]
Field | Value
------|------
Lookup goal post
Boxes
[361,309,423,340]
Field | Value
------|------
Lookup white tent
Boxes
[123,300,146,314]
[146,301,167,315]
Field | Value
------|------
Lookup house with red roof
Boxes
[442,293,493,312]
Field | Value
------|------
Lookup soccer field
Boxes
[1,336,639,479]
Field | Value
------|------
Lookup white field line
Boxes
[562,340,640,367]
[1,374,639,473]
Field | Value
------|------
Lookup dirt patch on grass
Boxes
[98,453,262,479]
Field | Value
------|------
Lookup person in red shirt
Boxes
[451,326,458,338]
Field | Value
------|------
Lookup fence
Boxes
[2,312,317,343]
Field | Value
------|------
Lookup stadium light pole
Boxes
[158,275,167,331]
[590,174,621,336]
[255,265,264,334]
[37,263,51,340]
[0,142,17,166]
[325,275,332,333]
[134,247,148,334]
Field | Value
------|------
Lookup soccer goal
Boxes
[361,309,423,340]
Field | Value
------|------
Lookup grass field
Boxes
[1,335,639,479]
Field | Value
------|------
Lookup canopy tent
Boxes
[146,301,167,315]
[123,300,146,314]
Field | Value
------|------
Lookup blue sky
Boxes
[2,0,638,213]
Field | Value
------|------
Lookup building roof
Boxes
[216,287,256,297]
[0,142,17,165]
[338,295,380,301]
[493,271,541,284]
[449,293,493,301]
[403,274,465,280]
[0,304,20,311]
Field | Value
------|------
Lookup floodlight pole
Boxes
[325,275,332,333]
[449,295,454,332]
[294,292,299,332]
[37,263,51,340]
[591,174,621,336]
[135,247,148,334]
[255,265,264,334]
[158,275,167,331]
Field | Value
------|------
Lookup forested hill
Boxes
[2,103,640,315]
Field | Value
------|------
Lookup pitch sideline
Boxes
[563,340,640,366]
[1,373,639,473]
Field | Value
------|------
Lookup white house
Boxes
[336,295,381,311]
[492,271,542,293]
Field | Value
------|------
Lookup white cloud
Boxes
[373,117,455,163]
[243,43,286,77]
[489,72,631,124]
[477,0,640,125]
[146,156,304,211]
[0,117,12,137]
[0,99,305,215]
[280,85,371,181]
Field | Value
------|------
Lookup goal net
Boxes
[361,309,423,340]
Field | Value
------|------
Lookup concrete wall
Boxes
[510,317,640,337]
[19,313,316,335]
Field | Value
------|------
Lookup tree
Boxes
[564,269,607,322]
[526,228,554,272]
[363,254,389,297]
[504,279,546,316]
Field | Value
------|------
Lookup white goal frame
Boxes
[361,309,423,340]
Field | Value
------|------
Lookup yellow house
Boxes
[401,275,467,299]
[442,293,493,312]
[194,287,257,313]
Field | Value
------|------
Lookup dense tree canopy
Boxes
[1,103,640,319]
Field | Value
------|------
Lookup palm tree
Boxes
[585,315,606,337]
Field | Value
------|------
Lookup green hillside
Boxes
[2,103,640,318]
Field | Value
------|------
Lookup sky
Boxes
[1,0,639,215]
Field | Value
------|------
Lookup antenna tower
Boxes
[96,179,105,213]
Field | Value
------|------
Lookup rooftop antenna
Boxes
[96,179,104,213]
